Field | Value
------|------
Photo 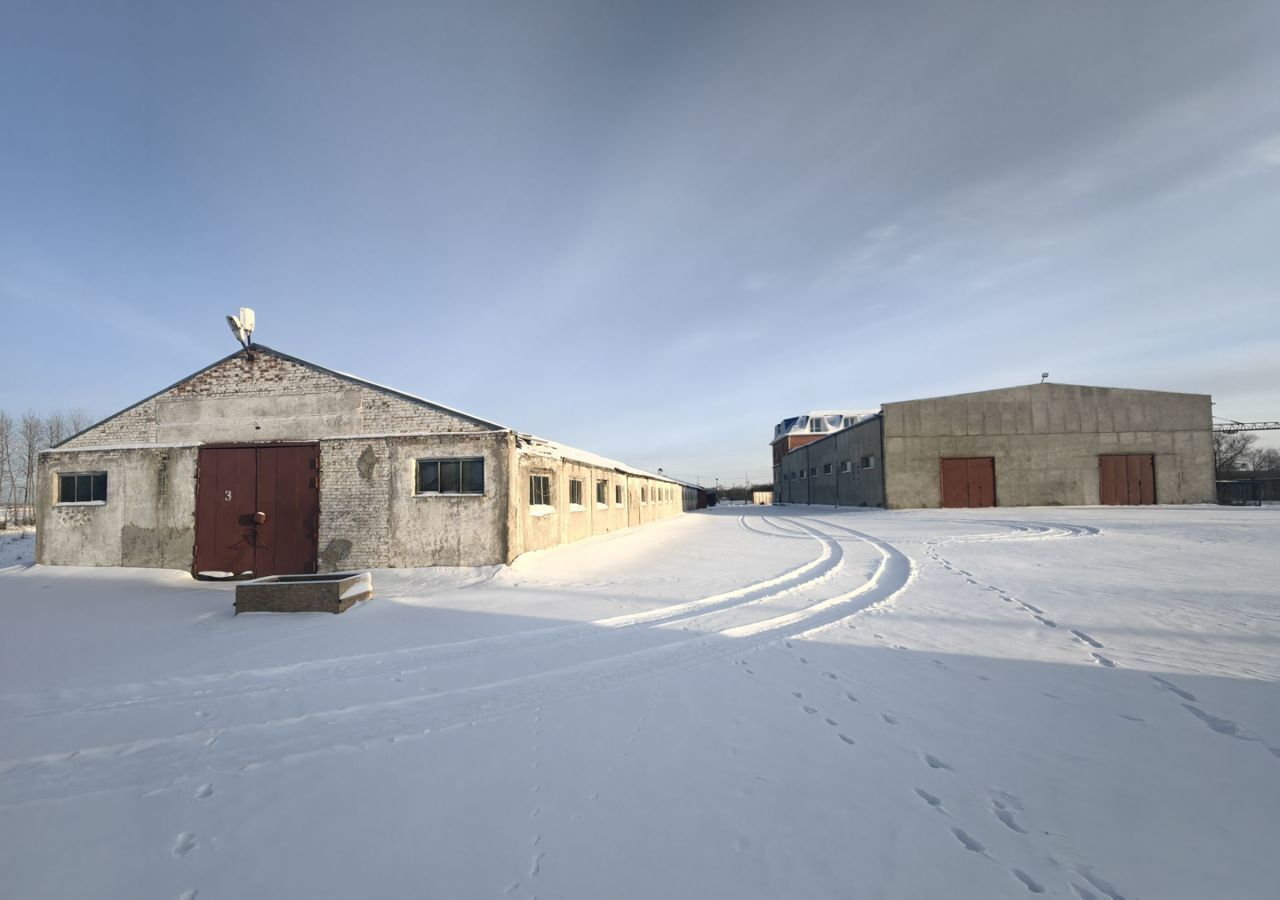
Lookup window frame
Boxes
[823,463,833,475]
[56,471,108,505]
[596,479,608,506]
[529,473,552,507]
[615,484,624,505]
[861,455,877,469]
[415,457,485,496]
[569,478,584,508]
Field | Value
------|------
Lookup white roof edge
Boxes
[516,433,691,485]
[42,442,204,454]
[42,431,513,454]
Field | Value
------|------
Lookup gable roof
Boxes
[50,343,506,449]
[50,345,687,487]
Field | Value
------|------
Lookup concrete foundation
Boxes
[235,572,373,614]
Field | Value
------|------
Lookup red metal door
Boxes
[968,457,996,507]
[255,445,319,576]
[941,457,996,508]
[1100,454,1155,505]
[1099,455,1119,505]
[195,445,320,577]
[195,448,258,576]
[940,458,968,508]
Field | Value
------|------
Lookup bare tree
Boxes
[44,411,67,448]
[1213,431,1257,476]
[0,410,13,515]
[1244,445,1280,472]
[18,412,45,510]
[66,408,92,435]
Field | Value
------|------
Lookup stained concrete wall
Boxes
[315,431,513,571]
[774,417,885,508]
[510,450,684,558]
[384,432,513,569]
[36,447,198,568]
[881,383,1215,508]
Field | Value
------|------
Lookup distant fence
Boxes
[1217,478,1280,505]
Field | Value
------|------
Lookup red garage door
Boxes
[1099,454,1155,505]
[195,445,319,577]
[940,457,996,508]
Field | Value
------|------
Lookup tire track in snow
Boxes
[0,521,913,807]
[0,517,845,723]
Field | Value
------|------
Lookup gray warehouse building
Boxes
[774,383,1216,509]
[37,345,693,576]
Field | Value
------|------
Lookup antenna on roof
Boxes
[1040,372,1049,384]
[226,307,256,350]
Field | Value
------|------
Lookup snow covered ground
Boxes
[1,505,1277,899]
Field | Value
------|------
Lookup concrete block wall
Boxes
[36,446,198,568]
[881,384,1215,508]
[317,431,515,571]
[384,432,513,568]
[315,438,393,571]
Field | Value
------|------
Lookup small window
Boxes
[861,455,876,469]
[823,463,833,475]
[641,486,648,503]
[799,470,806,480]
[530,474,551,506]
[58,472,107,504]
[840,460,852,473]
[809,467,817,477]
[439,460,461,493]
[462,459,484,493]
[616,484,624,505]
[569,479,584,506]
[596,480,607,504]
[416,458,484,495]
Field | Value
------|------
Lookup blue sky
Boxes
[3,0,1279,482]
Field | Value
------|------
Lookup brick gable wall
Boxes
[60,349,495,448]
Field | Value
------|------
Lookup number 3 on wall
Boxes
[224,490,232,502]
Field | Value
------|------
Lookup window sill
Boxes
[414,492,485,498]
[55,501,106,507]
[530,504,556,518]
[569,503,585,512]
[595,503,608,509]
